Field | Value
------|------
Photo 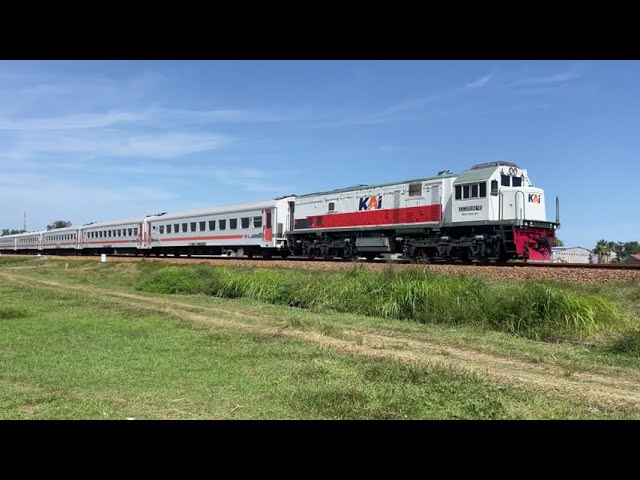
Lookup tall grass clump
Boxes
[136,265,221,294]
[136,264,630,342]
[486,282,628,341]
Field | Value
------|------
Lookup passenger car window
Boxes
[241,218,250,229]
[209,221,216,231]
[463,185,470,199]
[199,221,206,231]
[455,185,461,200]
[253,216,262,228]
[480,182,487,198]
[219,220,226,230]
[190,222,196,232]
[230,219,238,229]
[471,184,478,198]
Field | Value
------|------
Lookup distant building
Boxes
[622,254,640,265]
[551,247,595,264]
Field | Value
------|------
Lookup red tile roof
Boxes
[632,254,640,261]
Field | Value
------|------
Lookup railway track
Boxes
[4,252,640,270]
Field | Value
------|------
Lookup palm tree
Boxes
[594,239,612,264]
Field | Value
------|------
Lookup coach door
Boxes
[288,201,295,233]
[263,209,273,243]
[137,223,144,249]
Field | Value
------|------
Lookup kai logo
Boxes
[528,193,541,204]
[359,195,383,211]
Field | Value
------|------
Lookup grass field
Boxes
[1,256,639,419]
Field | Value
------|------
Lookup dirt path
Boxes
[2,270,639,411]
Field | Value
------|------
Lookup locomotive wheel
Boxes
[415,249,430,264]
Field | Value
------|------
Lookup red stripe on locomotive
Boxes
[297,205,442,229]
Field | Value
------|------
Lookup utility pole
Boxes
[23,210,26,232]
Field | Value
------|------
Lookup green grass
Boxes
[3,258,640,419]
[9,259,640,365]
[135,264,632,343]
[0,277,632,420]
[0,256,36,266]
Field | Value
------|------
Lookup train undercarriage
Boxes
[289,224,555,263]
[7,225,555,263]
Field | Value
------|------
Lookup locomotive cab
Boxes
[452,162,547,224]
[451,162,557,261]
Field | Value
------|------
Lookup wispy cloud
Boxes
[466,73,493,89]
[316,89,461,127]
[0,107,285,132]
[0,111,146,130]
[0,67,288,164]
[510,72,580,87]
[5,131,231,160]
[143,107,285,126]
[211,168,283,192]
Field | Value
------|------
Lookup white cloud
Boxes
[211,168,283,192]
[511,72,580,87]
[0,111,146,130]
[148,107,283,125]
[0,106,285,132]
[4,131,231,160]
[0,178,181,231]
[316,90,458,127]
[466,73,493,88]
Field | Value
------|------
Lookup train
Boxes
[0,161,560,262]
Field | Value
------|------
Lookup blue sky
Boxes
[0,60,638,248]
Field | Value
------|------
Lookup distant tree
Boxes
[554,238,564,247]
[46,220,72,231]
[623,241,640,256]
[594,239,613,264]
[594,240,640,262]
[1,229,26,236]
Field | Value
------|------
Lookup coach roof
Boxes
[81,218,146,229]
[146,198,295,222]
[42,226,78,234]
